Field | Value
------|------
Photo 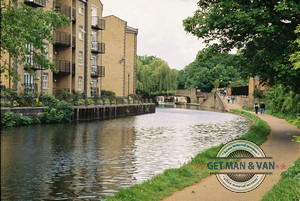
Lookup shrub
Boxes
[55,90,70,101]
[40,93,59,107]
[40,100,73,124]
[88,98,95,105]
[101,90,116,99]
[1,111,20,127]
[75,99,86,106]
[19,116,33,125]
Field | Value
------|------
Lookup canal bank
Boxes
[162,101,299,201]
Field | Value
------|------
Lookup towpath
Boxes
[163,97,300,201]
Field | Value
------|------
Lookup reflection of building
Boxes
[1,1,137,97]
[102,15,138,97]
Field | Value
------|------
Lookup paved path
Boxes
[163,97,300,201]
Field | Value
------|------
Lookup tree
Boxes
[290,24,300,70]
[179,47,240,92]
[183,0,300,92]
[1,1,70,83]
[136,56,178,96]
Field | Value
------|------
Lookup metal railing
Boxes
[54,60,70,74]
[54,31,71,46]
[91,66,105,77]
[53,2,71,18]
[72,7,76,21]
[91,42,105,54]
[24,0,45,7]
[91,17,105,30]
[24,83,38,92]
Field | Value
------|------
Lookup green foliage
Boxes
[40,100,73,124]
[1,111,20,127]
[101,90,116,99]
[87,98,95,105]
[183,0,300,93]
[290,25,300,70]
[19,116,32,125]
[40,93,59,107]
[253,89,265,99]
[179,47,240,92]
[55,90,71,101]
[262,158,300,201]
[1,3,70,82]
[136,56,178,96]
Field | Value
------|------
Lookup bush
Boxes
[75,99,86,106]
[101,90,116,99]
[88,98,95,105]
[40,100,73,124]
[1,111,20,127]
[40,93,59,107]
[55,90,70,101]
[19,116,33,125]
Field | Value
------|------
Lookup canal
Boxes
[1,106,251,200]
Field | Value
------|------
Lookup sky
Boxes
[100,0,206,70]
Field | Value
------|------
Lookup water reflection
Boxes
[1,107,251,200]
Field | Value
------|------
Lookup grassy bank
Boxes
[106,110,271,201]
[242,106,300,129]
[262,158,300,201]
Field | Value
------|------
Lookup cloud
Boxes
[101,0,205,70]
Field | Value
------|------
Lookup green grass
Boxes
[262,158,300,201]
[242,106,300,128]
[106,110,271,201]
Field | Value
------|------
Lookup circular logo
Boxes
[216,139,266,193]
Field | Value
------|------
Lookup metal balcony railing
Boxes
[24,62,45,71]
[24,0,45,7]
[54,60,70,74]
[53,2,71,18]
[24,83,38,92]
[91,66,105,77]
[54,31,71,46]
[91,42,105,54]
[91,17,105,30]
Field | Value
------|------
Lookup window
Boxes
[42,73,48,89]
[78,76,82,91]
[78,51,83,65]
[79,2,84,14]
[44,43,49,59]
[91,31,97,50]
[25,43,34,66]
[24,73,34,90]
[79,25,84,40]
[91,55,97,73]
[91,6,98,26]
[91,79,97,96]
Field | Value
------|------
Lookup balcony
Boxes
[24,83,38,92]
[72,63,75,76]
[91,66,105,77]
[53,2,71,18]
[24,62,45,71]
[72,35,76,48]
[72,7,76,22]
[91,17,105,30]
[24,0,45,7]
[54,31,71,47]
[91,42,105,54]
[54,60,70,74]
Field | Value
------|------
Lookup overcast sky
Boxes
[101,0,206,70]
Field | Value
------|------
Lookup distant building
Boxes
[102,15,138,97]
[1,0,137,97]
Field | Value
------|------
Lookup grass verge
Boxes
[261,158,300,201]
[106,110,271,201]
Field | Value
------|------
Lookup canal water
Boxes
[1,106,251,200]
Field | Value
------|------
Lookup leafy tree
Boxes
[136,56,178,96]
[290,24,300,70]
[183,0,300,92]
[1,1,70,82]
[179,47,240,92]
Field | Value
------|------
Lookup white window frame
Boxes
[25,43,34,66]
[78,51,83,66]
[78,76,82,91]
[24,73,35,90]
[79,25,85,40]
[91,31,97,50]
[42,73,48,89]
[79,2,84,15]
[91,6,98,27]
[91,55,97,73]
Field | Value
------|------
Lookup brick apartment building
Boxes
[1,0,138,97]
